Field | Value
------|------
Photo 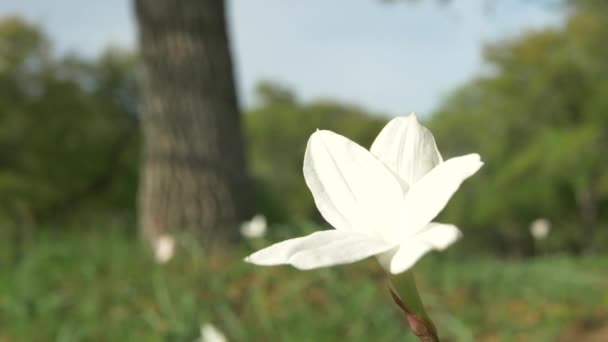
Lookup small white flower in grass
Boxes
[154,234,175,264]
[530,218,551,240]
[240,214,267,239]
[199,323,227,342]
[245,113,483,274]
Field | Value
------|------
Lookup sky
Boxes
[0,0,564,116]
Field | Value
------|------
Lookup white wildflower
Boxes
[245,114,483,274]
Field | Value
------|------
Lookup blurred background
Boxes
[0,0,606,341]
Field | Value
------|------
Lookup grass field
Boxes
[0,229,606,341]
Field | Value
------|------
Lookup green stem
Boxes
[388,270,439,342]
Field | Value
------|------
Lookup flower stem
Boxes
[388,270,439,342]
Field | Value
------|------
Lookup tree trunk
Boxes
[134,0,251,246]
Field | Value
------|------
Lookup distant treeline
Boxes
[1,0,606,255]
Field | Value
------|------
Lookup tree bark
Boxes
[134,0,251,246]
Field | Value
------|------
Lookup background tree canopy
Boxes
[0,0,606,255]
[429,1,608,254]
[0,18,139,230]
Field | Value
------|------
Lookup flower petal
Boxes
[388,241,433,274]
[303,130,404,240]
[244,230,393,270]
[370,114,442,186]
[377,223,461,274]
[397,153,483,238]
[416,223,462,250]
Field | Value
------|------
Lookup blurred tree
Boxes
[429,1,608,254]
[134,0,252,246]
[0,18,139,223]
[3,0,607,258]
[0,18,140,259]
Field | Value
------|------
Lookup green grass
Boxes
[0,230,606,341]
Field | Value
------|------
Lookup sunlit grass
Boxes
[0,229,606,341]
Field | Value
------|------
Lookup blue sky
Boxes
[0,0,563,116]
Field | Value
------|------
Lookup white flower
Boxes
[530,218,551,240]
[240,214,267,239]
[245,114,483,274]
[199,323,227,342]
[154,234,175,264]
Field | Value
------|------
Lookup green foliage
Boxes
[429,5,608,254]
[0,18,139,227]
[1,230,606,341]
[0,19,388,233]
[1,6,608,341]
[2,1,608,254]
